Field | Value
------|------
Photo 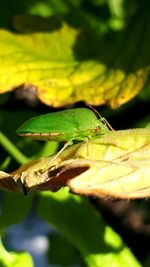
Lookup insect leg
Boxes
[85,137,90,157]
[49,141,72,166]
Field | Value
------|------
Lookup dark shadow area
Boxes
[72,1,150,73]
[94,198,150,263]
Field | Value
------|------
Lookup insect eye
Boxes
[91,126,101,132]
[97,126,101,131]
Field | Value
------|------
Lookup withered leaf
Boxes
[1,129,149,199]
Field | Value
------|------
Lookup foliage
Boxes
[0,0,150,266]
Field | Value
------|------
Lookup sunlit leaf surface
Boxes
[0,2,150,107]
[1,129,150,199]
[0,238,33,267]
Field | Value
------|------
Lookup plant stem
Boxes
[0,132,29,165]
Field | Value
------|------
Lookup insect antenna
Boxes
[88,105,114,131]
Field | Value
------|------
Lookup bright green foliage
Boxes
[38,189,141,267]
[0,1,149,267]
[0,238,33,267]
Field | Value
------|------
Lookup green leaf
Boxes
[38,189,140,267]
[47,232,82,266]
[0,2,150,108]
[0,192,33,229]
[0,238,33,267]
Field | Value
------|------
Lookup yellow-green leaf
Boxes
[0,2,150,108]
[2,128,149,199]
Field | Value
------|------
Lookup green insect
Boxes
[17,108,110,143]
[17,108,113,195]
[17,108,112,163]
